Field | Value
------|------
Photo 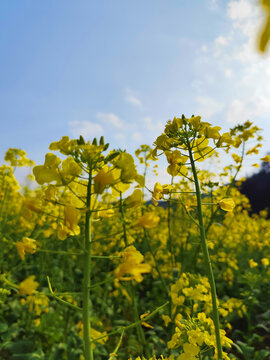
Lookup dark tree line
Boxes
[240,161,270,217]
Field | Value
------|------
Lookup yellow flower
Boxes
[183,343,200,356]
[44,185,57,200]
[138,212,160,228]
[5,148,34,167]
[204,126,221,140]
[34,318,41,327]
[193,138,213,162]
[261,258,269,266]
[246,145,262,155]
[152,182,170,206]
[61,157,82,177]
[16,237,37,260]
[114,152,138,183]
[65,205,81,235]
[261,155,270,162]
[154,134,173,151]
[111,180,130,196]
[165,150,187,176]
[97,208,114,218]
[125,189,144,207]
[94,168,115,194]
[19,276,39,295]
[219,198,235,212]
[44,153,61,168]
[24,198,42,213]
[249,259,258,268]
[57,223,70,241]
[57,206,81,240]
[216,132,234,147]
[76,321,108,349]
[258,0,270,52]
[231,153,242,164]
[189,116,201,131]
[33,153,63,185]
[115,245,151,282]
[49,136,77,155]
[33,165,60,185]
[140,311,154,328]
[177,342,199,360]
[162,314,171,327]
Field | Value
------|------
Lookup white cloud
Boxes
[144,116,163,132]
[96,112,122,127]
[226,95,270,123]
[115,133,125,140]
[125,88,142,107]
[69,121,103,138]
[215,36,229,46]
[227,0,253,20]
[132,132,143,141]
[214,35,231,56]
[226,99,249,123]
[195,0,270,127]
[196,96,224,119]
[201,45,208,52]
[224,68,233,78]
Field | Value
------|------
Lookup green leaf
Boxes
[232,342,243,355]
[0,322,8,333]
[256,323,270,333]
[236,341,255,359]
[255,349,270,360]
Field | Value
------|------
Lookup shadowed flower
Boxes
[94,168,115,194]
[16,237,37,260]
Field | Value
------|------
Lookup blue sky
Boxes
[0,0,269,184]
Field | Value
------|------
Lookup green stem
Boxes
[187,144,223,360]
[167,177,175,274]
[82,164,94,360]
[37,249,83,256]
[47,277,82,311]
[92,301,169,343]
[119,193,148,357]
[108,328,125,360]
[144,229,169,294]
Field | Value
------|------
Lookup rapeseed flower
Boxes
[58,205,81,240]
[94,168,115,194]
[125,189,144,207]
[261,258,270,266]
[219,198,235,212]
[261,154,270,162]
[138,212,160,228]
[16,237,37,260]
[249,259,258,268]
[19,276,39,295]
[152,182,170,206]
[178,343,200,360]
[114,245,151,282]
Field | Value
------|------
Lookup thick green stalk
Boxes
[187,145,223,360]
[82,164,94,360]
